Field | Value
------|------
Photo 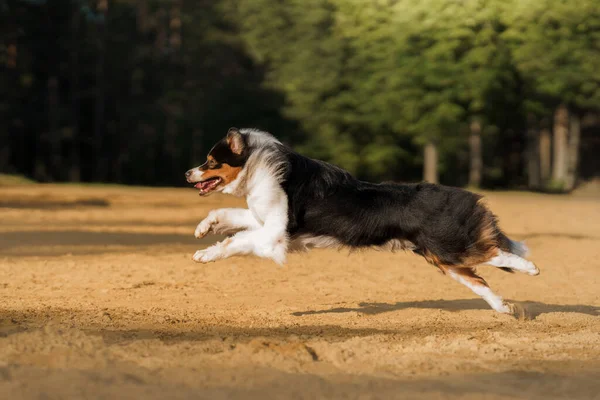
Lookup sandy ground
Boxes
[0,184,599,399]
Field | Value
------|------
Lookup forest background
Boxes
[1,0,599,190]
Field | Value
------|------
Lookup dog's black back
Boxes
[281,148,508,266]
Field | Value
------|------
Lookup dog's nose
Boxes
[185,170,192,178]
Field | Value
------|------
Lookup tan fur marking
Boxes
[198,163,242,186]
[439,266,488,287]
[422,250,444,267]
[218,163,243,185]
[419,198,503,269]
[461,199,502,266]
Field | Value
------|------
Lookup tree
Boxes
[329,0,467,182]
[224,0,354,169]
[3,0,598,188]
[468,120,483,187]
[504,0,600,190]
[2,0,292,185]
[565,113,581,190]
[69,1,81,182]
[552,104,569,185]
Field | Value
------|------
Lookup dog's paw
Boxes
[192,246,222,263]
[507,302,531,321]
[194,216,216,239]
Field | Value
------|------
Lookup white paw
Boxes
[495,302,513,314]
[270,245,287,266]
[194,215,216,238]
[192,246,222,263]
[506,302,529,320]
[526,262,540,276]
[255,242,287,265]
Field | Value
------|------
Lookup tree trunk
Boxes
[526,114,541,189]
[154,8,167,55]
[565,113,581,191]
[69,6,81,182]
[136,0,149,33]
[539,122,551,185]
[0,44,17,173]
[94,0,108,181]
[552,104,569,187]
[169,1,182,51]
[0,129,10,173]
[468,120,483,188]
[423,141,438,184]
[164,114,178,182]
[163,0,182,181]
[33,131,48,181]
[48,76,61,181]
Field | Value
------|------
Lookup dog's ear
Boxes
[226,127,245,155]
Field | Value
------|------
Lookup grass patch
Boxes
[0,174,36,186]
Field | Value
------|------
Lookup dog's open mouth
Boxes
[194,177,222,195]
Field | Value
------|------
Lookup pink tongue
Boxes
[195,179,217,191]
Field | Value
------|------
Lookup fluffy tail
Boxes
[498,232,530,257]
[508,239,530,257]
[495,234,530,273]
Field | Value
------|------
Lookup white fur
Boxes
[288,235,416,253]
[195,208,261,238]
[193,130,289,265]
[186,168,205,183]
[486,250,539,276]
[241,128,282,147]
[288,235,342,252]
[378,239,416,252]
[448,270,512,314]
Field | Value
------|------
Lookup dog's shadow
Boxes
[292,299,599,320]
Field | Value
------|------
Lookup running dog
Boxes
[185,128,540,314]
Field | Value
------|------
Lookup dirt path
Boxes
[1,185,599,399]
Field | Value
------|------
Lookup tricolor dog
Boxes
[185,128,540,315]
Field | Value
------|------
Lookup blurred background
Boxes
[2,3,600,397]
[1,0,599,190]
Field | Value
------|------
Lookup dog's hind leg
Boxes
[440,266,513,314]
[485,250,540,276]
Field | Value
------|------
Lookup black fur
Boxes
[202,130,249,169]
[279,148,507,267]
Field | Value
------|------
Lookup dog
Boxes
[185,128,540,314]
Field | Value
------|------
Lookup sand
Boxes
[0,184,599,399]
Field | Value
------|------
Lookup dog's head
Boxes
[185,127,248,196]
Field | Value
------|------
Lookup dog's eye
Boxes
[208,159,218,168]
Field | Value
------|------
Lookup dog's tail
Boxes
[498,232,530,257]
[494,233,530,273]
[508,239,530,257]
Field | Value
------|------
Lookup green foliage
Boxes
[547,179,567,193]
[0,174,36,186]
[2,0,599,186]
[227,0,599,184]
[2,0,293,184]
[503,0,600,111]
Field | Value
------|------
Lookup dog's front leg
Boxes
[194,182,288,265]
[193,226,288,265]
[195,208,261,238]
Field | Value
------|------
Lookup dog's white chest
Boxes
[245,180,288,227]
[247,195,268,225]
